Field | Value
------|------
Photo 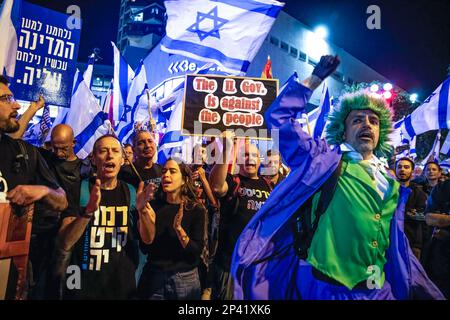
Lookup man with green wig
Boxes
[231,56,444,300]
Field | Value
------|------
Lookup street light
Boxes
[410,93,418,103]
[314,26,328,39]
[383,83,393,91]
[370,84,379,92]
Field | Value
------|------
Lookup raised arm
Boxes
[58,179,101,251]
[9,95,45,139]
[136,182,157,245]
[209,131,235,198]
[265,55,340,169]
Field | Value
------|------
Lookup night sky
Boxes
[26,0,450,98]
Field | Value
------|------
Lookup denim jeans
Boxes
[138,267,201,300]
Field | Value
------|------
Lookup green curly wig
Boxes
[325,89,394,157]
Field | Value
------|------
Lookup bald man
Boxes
[209,133,273,300]
[29,124,90,299]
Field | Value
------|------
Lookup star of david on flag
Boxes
[161,0,284,75]
[187,6,228,41]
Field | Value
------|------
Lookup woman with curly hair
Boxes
[137,158,207,300]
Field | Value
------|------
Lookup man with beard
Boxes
[395,157,428,259]
[119,130,162,190]
[0,75,67,299]
[209,138,272,300]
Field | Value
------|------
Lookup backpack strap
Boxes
[127,183,136,211]
[295,160,346,259]
[79,179,91,207]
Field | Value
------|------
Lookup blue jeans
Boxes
[138,267,201,300]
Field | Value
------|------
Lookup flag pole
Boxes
[107,121,144,182]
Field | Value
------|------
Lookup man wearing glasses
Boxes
[0,74,67,299]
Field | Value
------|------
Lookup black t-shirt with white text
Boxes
[216,174,272,270]
[64,180,138,300]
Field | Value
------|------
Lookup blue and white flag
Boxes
[0,0,21,77]
[440,132,450,156]
[65,78,110,159]
[115,60,148,144]
[156,62,217,164]
[161,0,284,75]
[421,131,441,166]
[83,53,95,89]
[112,41,134,122]
[306,83,333,139]
[409,135,417,159]
[45,69,82,141]
[399,76,450,141]
[157,88,186,165]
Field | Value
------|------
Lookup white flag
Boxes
[0,0,21,77]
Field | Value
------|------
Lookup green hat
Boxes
[325,89,393,157]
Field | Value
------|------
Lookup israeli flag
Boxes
[116,60,148,144]
[400,76,450,141]
[409,135,417,159]
[420,131,441,166]
[83,53,95,89]
[157,88,186,165]
[65,78,110,159]
[306,83,332,139]
[161,0,284,75]
[112,42,134,122]
[157,62,217,164]
[0,0,21,77]
[440,132,450,156]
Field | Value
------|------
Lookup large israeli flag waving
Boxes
[65,79,110,159]
[161,0,284,75]
[0,0,21,77]
[399,76,450,141]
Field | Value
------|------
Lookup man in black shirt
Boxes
[58,134,154,299]
[209,133,272,300]
[0,75,67,299]
[119,130,162,189]
[395,157,428,259]
[29,124,89,299]
[424,179,450,298]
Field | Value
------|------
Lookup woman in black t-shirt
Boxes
[137,159,206,300]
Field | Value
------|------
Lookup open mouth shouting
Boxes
[103,161,117,174]
[358,130,374,142]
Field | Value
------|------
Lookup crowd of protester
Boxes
[1,67,449,300]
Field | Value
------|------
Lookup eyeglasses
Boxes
[0,95,16,104]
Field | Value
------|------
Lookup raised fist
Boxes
[312,55,341,80]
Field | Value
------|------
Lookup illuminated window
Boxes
[132,12,143,22]
[93,77,103,87]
